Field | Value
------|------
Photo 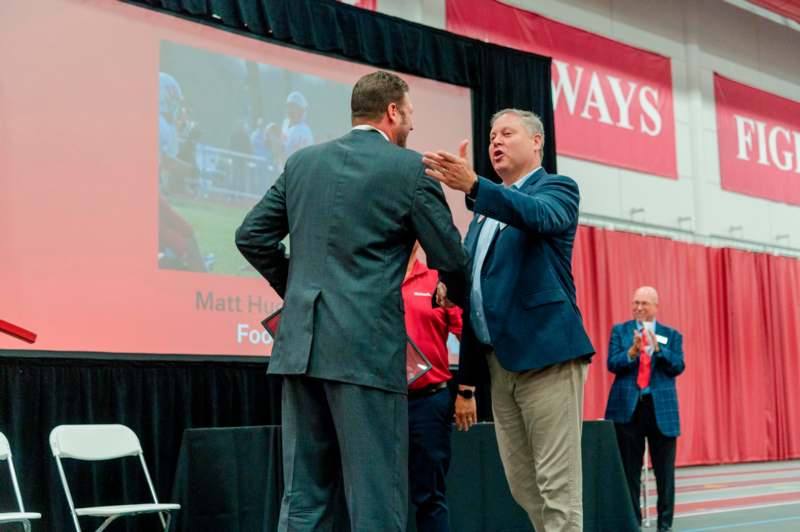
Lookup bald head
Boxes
[632,286,659,322]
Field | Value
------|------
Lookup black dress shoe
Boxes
[657,527,672,532]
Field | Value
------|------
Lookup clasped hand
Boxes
[628,329,659,357]
[435,282,455,309]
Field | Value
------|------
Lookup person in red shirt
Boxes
[403,243,462,532]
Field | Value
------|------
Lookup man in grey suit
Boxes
[235,71,469,532]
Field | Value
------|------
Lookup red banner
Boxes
[747,0,800,24]
[446,0,677,179]
[338,0,376,10]
[715,74,800,205]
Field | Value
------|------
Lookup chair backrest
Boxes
[0,430,29,513]
[50,424,166,532]
[50,424,142,461]
[0,431,11,461]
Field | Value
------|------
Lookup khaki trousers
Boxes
[488,354,588,532]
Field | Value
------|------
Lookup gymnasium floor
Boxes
[640,460,800,531]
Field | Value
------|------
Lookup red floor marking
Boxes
[645,476,800,496]
[644,491,800,515]
[674,466,800,481]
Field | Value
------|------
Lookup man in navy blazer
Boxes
[424,109,595,532]
[605,286,685,532]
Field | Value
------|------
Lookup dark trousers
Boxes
[615,395,677,530]
[279,376,408,532]
[408,387,453,532]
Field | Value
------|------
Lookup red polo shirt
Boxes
[402,260,462,390]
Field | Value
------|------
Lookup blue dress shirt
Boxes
[469,168,540,344]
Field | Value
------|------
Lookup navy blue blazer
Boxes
[604,320,685,437]
[458,168,595,386]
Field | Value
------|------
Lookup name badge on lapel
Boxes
[656,334,668,345]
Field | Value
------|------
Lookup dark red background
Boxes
[576,226,800,466]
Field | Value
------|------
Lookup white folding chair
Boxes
[49,424,179,532]
[0,431,41,532]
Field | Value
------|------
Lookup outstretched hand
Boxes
[422,139,477,193]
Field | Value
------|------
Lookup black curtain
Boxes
[0,355,281,531]
[470,42,558,179]
[2,1,555,530]
[0,356,485,532]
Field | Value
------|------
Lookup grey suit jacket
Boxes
[236,129,469,393]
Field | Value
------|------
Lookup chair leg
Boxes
[95,515,121,532]
[24,521,31,532]
[163,512,173,532]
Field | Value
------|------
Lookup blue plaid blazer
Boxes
[604,320,685,437]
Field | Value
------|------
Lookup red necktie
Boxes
[636,328,651,390]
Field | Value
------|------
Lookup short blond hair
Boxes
[491,109,545,151]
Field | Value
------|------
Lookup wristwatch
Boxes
[467,178,479,199]
[457,389,475,399]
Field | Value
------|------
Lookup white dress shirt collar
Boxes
[351,124,390,142]
[508,166,542,189]
[638,320,656,332]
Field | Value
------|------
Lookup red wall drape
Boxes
[576,226,800,466]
